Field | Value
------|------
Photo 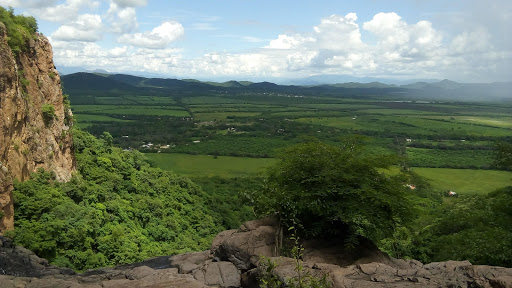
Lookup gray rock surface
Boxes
[1,219,512,288]
[213,217,280,270]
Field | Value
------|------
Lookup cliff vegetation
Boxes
[0,6,37,55]
[7,129,231,271]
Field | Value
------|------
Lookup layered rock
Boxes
[0,22,74,233]
[2,219,511,287]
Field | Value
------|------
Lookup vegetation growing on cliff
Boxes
[0,6,38,55]
[9,129,226,271]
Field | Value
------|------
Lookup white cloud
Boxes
[313,13,364,51]
[112,0,147,8]
[117,21,184,49]
[108,46,128,58]
[24,0,99,22]
[107,4,138,34]
[46,11,510,82]
[104,0,148,34]
[363,12,442,60]
[266,34,314,49]
[52,14,102,42]
[50,38,182,73]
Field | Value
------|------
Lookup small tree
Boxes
[252,140,413,244]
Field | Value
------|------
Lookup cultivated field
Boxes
[69,86,512,195]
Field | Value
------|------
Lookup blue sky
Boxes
[2,0,511,82]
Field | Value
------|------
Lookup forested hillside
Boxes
[7,129,251,271]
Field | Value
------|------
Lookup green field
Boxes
[74,114,134,123]
[144,153,276,177]
[412,167,512,194]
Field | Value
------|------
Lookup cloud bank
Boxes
[5,0,507,82]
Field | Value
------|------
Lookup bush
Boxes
[42,104,56,125]
[251,140,413,244]
[0,6,38,55]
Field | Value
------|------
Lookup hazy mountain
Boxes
[282,74,440,86]
[61,72,512,102]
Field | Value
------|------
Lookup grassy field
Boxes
[412,167,512,194]
[144,153,277,177]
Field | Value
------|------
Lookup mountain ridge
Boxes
[62,72,512,102]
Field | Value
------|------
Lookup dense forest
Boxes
[8,129,252,271]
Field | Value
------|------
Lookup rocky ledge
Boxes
[1,218,511,288]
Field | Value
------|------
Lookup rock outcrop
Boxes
[1,219,512,287]
[0,22,74,233]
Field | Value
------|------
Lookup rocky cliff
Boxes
[0,22,75,233]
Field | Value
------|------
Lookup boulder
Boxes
[213,217,279,271]
[169,251,210,274]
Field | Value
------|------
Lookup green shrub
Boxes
[42,104,56,125]
[0,6,38,55]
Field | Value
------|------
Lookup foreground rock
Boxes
[1,219,512,287]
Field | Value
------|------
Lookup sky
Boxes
[2,0,512,82]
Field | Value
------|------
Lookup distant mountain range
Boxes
[61,72,512,102]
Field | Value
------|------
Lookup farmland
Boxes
[64,73,512,196]
[145,153,276,178]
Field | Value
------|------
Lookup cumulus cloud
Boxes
[50,38,182,73]
[117,21,184,49]
[266,34,315,49]
[105,0,149,34]
[52,14,102,42]
[363,12,442,59]
[23,0,99,22]
[107,4,138,34]
[46,11,510,82]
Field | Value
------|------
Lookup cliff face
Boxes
[0,22,75,233]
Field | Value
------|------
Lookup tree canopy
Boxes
[252,140,414,244]
[493,141,512,170]
[9,129,226,271]
[412,186,512,267]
